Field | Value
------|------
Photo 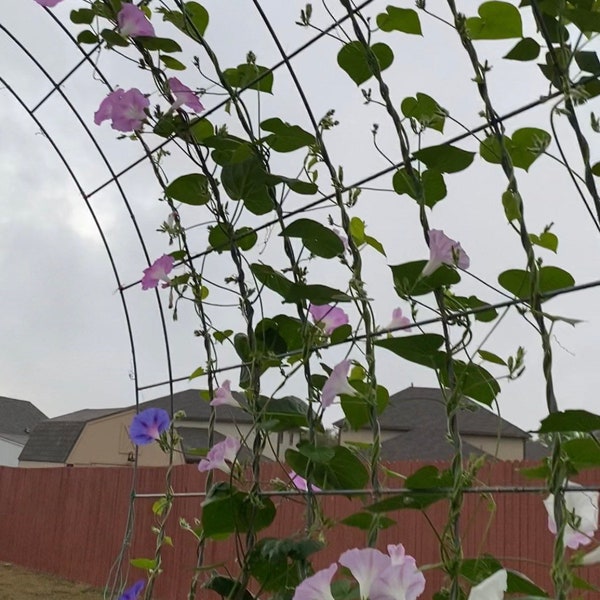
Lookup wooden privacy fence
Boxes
[1,461,599,599]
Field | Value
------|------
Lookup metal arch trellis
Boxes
[3,1,600,599]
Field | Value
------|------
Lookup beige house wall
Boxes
[338,429,398,446]
[462,435,524,460]
[19,460,63,468]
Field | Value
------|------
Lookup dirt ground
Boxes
[0,562,106,600]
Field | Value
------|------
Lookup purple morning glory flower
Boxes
[34,0,64,6]
[94,88,150,133]
[118,580,145,600]
[422,229,470,277]
[118,4,155,38]
[309,304,349,335]
[129,408,170,445]
[141,255,175,290]
[168,77,205,113]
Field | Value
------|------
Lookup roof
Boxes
[50,408,124,422]
[380,430,487,461]
[18,421,85,463]
[335,387,529,439]
[0,396,47,435]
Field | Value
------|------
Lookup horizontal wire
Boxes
[84,0,375,200]
[118,84,575,292]
[132,484,600,499]
[137,276,600,391]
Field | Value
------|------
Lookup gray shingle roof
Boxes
[335,387,529,439]
[18,421,84,463]
[380,430,487,461]
[0,396,47,435]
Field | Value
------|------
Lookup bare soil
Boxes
[0,562,105,600]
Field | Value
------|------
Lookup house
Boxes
[18,389,306,467]
[335,386,547,461]
[0,396,47,466]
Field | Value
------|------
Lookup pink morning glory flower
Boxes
[168,78,205,113]
[34,0,63,6]
[292,563,337,600]
[129,408,170,445]
[320,360,357,408]
[467,569,507,600]
[421,229,470,277]
[118,580,145,600]
[118,4,156,38]
[210,380,238,407]
[94,88,149,132]
[370,544,426,600]
[543,482,599,549]
[309,304,349,335]
[339,548,391,600]
[289,471,321,492]
[198,436,240,473]
[141,255,175,290]
[386,308,411,332]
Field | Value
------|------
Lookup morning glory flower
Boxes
[168,78,205,113]
[118,4,156,38]
[129,408,170,445]
[141,255,175,290]
[289,471,321,492]
[34,0,64,6]
[421,229,470,277]
[581,544,600,565]
[320,360,357,408]
[309,304,349,335]
[385,307,411,332]
[292,563,337,600]
[339,548,391,600]
[118,580,145,600]
[94,88,149,132]
[543,482,599,549]
[467,569,507,600]
[210,380,238,407]
[198,436,240,473]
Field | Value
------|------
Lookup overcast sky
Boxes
[1,0,600,433]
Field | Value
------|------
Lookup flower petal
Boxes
[292,563,337,600]
[129,408,170,445]
[467,569,507,600]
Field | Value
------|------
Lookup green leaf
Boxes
[401,93,446,132]
[350,217,366,244]
[368,466,452,511]
[413,144,474,174]
[498,266,575,300]
[393,169,447,208]
[481,128,551,171]
[441,361,500,406]
[165,173,210,205]
[213,329,233,343]
[504,37,540,61]
[565,7,600,33]
[235,227,258,251]
[160,55,186,71]
[506,570,549,596]
[260,118,315,152]
[563,438,600,468]
[208,223,233,253]
[341,383,389,430]
[257,396,311,431]
[136,36,182,53]
[502,190,521,221]
[221,156,274,215]
[203,134,253,165]
[130,558,158,571]
[592,161,600,177]
[265,174,318,195]
[374,334,445,368]
[251,264,294,300]
[205,576,254,600]
[297,441,336,464]
[189,366,205,380]
[280,218,344,259]
[365,235,386,256]
[337,41,394,86]
[190,119,214,142]
[529,231,558,253]
[466,1,523,39]
[376,6,422,35]
[477,350,506,366]
[286,446,368,490]
[446,294,498,322]
[538,410,600,433]
[161,2,209,40]
[390,260,461,297]
[223,64,273,93]
[202,483,276,538]
[341,512,396,531]
[77,30,100,45]
[100,29,129,48]
[70,8,95,24]
[575,50,600,75]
